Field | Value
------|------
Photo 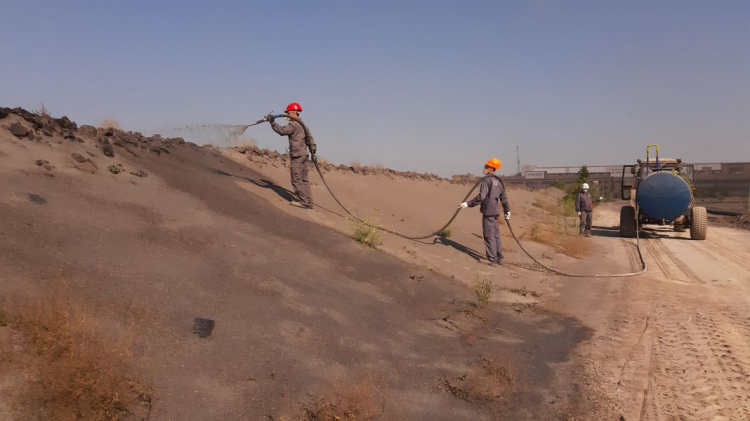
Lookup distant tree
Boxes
[576,165,590,186]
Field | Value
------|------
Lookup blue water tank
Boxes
[636,172,692,221]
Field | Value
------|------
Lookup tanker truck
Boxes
[619,144,707,240]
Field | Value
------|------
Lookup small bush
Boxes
[1,297,152,420]
[437,357,513,411]
[552,179,565,190]
[303,374,390,420]
[352,219,382,248]
[33,102,51,119]
[108,165,121,174]
[474,277,493,308]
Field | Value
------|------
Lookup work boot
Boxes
[489,261,498,267]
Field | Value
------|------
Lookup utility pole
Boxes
[517,145,521,176]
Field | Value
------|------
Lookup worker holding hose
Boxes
[267,102,317,209]
[458,158,511,266]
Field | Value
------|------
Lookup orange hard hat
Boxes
[485,158,501,170]
[285,102,302,112]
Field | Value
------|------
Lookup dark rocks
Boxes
[10,122,29,138]
[10,107,44,129]
[35,159,44,166]
[130,169,148,178]
[192,318,215,338]
[0,108,8,120]
[27,131,36,141]
[42,129,53,137]
[71,153,87,163]
[63,130,77,140]
[55,116,77,131]
[28,194,47,205]
[79,125,97,137]
[102,139,115,157]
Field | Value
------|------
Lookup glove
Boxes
[504,212,511,220]
[311,154,317,162]
[577,212,582,216]
[266,114,275,123]
[458,202,468,209]
[310,145,317,155]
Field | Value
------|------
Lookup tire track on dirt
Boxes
[700,238,750,274]
[641,238,703,284]
[642,304,750,420]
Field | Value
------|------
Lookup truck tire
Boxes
[620,205,637,238]
[690,206,707,240]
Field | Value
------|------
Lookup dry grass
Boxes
[302,373,393,420]
[351,217,383,248]
[531,198,559,214]
[437,357,513,412]
[0,296,152,421]
[527,217,590,258]
[438,226,453,239]
[473,276,493,308]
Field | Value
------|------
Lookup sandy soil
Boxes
[1,110,749,420]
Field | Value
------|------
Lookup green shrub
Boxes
[352,219,382,248]
[474,277,493,308]
[108,165,121,175]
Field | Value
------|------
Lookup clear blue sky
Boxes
[2,1,749,177]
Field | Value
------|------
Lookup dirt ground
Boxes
[1,111,749,420]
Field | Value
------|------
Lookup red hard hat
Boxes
[285,102,302,112]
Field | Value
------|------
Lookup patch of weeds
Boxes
[438,226,453,239]
[512,302,541,314]
[530,223,541,241]
[409,274,424,282]
[1,296,153,420]
[436,357,514,410]
[462,303,486,321]
[507,286,541,298]
[108,164,121,174]
[33,102,51,119]
[130,169,148,178]
[473,276,493,308]
[303,373,390,420]
[351,218,383,248]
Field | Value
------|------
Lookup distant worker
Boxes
[267,102,317,209]
[458,158,511,266]
[576,183,593,237]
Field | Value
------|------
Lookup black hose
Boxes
[280,113,646,277]
[706,208,745,217]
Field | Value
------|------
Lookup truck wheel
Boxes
[690,206,707,240]
[620,205,637,238]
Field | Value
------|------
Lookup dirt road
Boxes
[566,203,750,420]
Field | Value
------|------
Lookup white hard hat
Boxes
[582,183,589,190]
